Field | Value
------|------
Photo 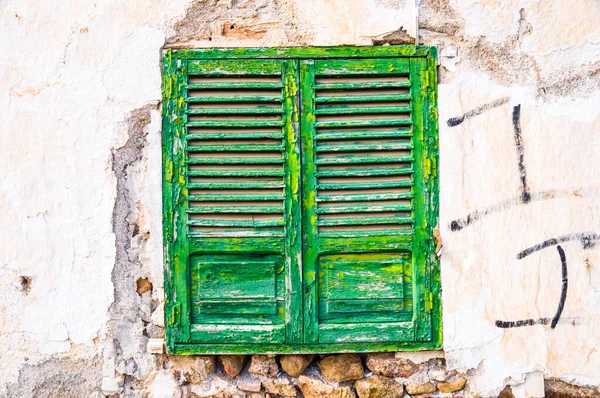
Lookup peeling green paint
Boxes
[162,46,440,354]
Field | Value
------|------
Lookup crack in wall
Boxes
[106,102,160,396]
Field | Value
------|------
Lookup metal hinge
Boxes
[425,292,434,312]
[167,303,181,326]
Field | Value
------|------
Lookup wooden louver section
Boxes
[312,59,414,235]
[185,59,288,238]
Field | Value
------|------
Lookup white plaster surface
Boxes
[0,0,599,396]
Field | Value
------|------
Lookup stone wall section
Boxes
[149,353,468,398]
[145,353,600,398]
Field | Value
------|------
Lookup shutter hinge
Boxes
[425,292,434,312]
[168,303,181,327]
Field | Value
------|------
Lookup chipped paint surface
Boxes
[0,0,599,396]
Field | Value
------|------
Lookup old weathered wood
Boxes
[314,119,412,128]
[299,59,319,344]
[316,141,413,152]
[315,93,412,103]
[315,154,414,165]
[188,59,282,75]
[314,106,412,115]
[316,129,412,140]
[316,167,413,178]
[162,46,440,355]
[314,58,410,75]
[314,81,411,90]
[187,107,283,115]
[282,59,303,344]
[172,46,431,60]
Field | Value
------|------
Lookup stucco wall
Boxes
[0,0,598,396]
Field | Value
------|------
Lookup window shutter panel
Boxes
[169,57,302,345]
[164,48,439,353]
[300,58,431,343]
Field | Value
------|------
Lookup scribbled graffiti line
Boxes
[446,97,510,127]
[495,233,599,329]
[449,187,600,231]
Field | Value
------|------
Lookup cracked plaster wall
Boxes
[0,0,598,396]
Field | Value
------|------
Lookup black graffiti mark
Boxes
[448,102,534,232]
[495,318,552,328]
[446,97,510,127]
[552,245,568,328]
[495,316,581,328]
[512,105,531,203]
[496,245,570,329]
[449,187,599,231]
[516,232,600,259]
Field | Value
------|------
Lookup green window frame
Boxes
[162,46,440,354]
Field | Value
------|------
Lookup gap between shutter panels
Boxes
[185,59,287,238]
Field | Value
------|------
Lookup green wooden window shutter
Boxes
[162,47,439,354]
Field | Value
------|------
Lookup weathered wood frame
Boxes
[162,46,440,354]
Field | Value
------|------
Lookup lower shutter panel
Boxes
[301,58,424,343]
[184,59,300,344]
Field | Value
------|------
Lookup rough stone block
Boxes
[147,338,165,354]
[280,354,314,377]
[200,356,217,375]
[437,377,466,393]
[405,382,436,395]
[318,354,363,382]
[355,375,404,398]
[248,355,279,377]
[220,355,247,378]
[170,356,216,384]
[365,353,417,378]
[298,375,356,398]
[263,376,298,397]
[147,370,182,398]
[499,385,515,398]
[237,378,262,392]
[190,376,242,397]
[545,379,600,398]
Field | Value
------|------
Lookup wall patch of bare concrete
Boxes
[0,0,599,397]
